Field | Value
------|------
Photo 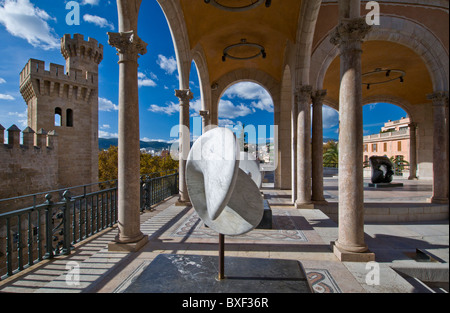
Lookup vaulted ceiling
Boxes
[179,0,303,84]
[323,40,434,107]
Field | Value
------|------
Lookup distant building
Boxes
[1,34,103,200]
[363,117,411,165]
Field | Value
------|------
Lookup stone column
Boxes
[428,92,449,204]
[108,30,148,251]
[295,85,313,208]
[408,122,418,180]
[330,17,374,261]
[176,89,194,206]
[199,110,210,134]
[311,90,328,204]
[291,94,297,204]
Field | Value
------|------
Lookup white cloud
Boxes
[83,14,114,30]
[219,99,253,119]
[8,110,27,127]
[148,98,204,118]
[100,124,110,129]
[148,102,179,115]
[141,137,172,143]
[157,54,177,75]
[322,106,339,129]
[223,82,274,113]
[81,0,100,5]
[138,72,157,87]
[99,130,118,139]
[0,0,59,50]
[0,78,6,84]
[0,94,15,100]
[218,119,237,127]
[98,97,118,111]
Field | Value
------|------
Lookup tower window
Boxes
[55,107,62,127]
[66,109,73,127]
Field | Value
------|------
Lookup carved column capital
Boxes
[330,18,371,48]
[108,31,148,61]
[175,89,194,104]
[295,85,313,104]
[427,91,449,107]
[408,122,418,130]
[199,110,209,118]
[312,89,327,105]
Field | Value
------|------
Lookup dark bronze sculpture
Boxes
[369,156,394,184]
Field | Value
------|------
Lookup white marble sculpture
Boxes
[186,127,264,236]
[239,151,262,189]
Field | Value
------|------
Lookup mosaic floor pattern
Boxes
[114,260,342,294]
[167,209,308,242]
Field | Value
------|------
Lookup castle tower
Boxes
[19,34,103,188]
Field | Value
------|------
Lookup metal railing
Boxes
[0,171,179,280]
[140,170,179,211]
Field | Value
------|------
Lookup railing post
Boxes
[43,194,54,260]
[62,190,72,255]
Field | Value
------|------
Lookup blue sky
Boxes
[0,0,408,144]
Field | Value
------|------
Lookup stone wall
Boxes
[0,125,58,214]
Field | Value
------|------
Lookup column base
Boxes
[331,241,375,262]
[175,199,192,207]
[428,197,449,204]
[295,201,314,209]
[408,176,418,181]
[312,198,328,205]
[108,235,148,252]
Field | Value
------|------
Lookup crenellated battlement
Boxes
[0,124,60,200]
[0,124,58,151]
[61,34,103,65]
[20,59,98,87]
[19,58,98,103]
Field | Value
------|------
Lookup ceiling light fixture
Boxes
[222,39,266,62]
[362,68,405,89]
[204,0,271,12]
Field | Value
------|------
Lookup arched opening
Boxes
[54,107,62,127]
[218,81,276,181]
[321,104,339,169]
[188,60,203,141]
[278,65,292,190]
[66,109,73,127]
[362,102,413,178]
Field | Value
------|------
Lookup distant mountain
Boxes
[323,137,338,143]
[99,138,172,151]
[99,137,338,150]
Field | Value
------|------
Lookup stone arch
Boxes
[156,0,192,89]
[210,68,280,126]
[294,0,323,86]
[191,44,211,114]
[276,65,293,190]
[311,15,449,92]
[362,95,416,124]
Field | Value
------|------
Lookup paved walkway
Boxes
[0,179,448,293]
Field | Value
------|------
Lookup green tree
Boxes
[389,156,409,175]
[98,146,179,182]
[323,141,338,167]
[98,145,118,182]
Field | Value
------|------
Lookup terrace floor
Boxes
[0,177,448,294]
